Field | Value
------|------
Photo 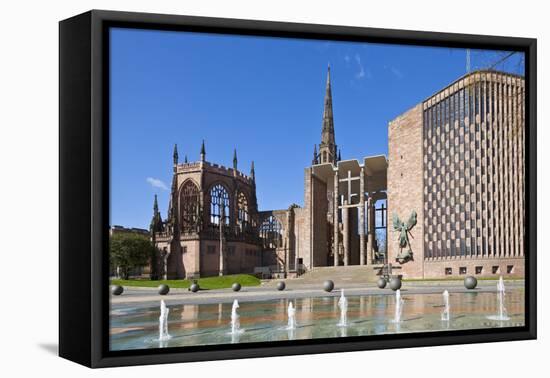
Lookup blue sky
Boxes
[110,27,524,229]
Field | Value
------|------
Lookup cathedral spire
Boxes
[173,144,178,165]
[250,160,255,181]
[233,148,238,170]
[150,194,163,233]
[322,64,334,137]
[200,140,206,162]
[153,194,159,215]
[319,65,337,164]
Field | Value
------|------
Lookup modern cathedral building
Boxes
[388,70,526,279]
[150,67,525,280]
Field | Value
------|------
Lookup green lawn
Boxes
[111,274,261,290]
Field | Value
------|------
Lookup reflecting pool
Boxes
[110,289,524,351]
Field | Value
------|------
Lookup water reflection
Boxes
[110,289,525,351]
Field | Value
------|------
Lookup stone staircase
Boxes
[295,265,383,285]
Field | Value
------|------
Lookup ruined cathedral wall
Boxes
[176,164,202,189]
[167,241,184,278]
[180,239,200,279]
[273,209,291,271]
[257,210,287,270]
[224,241,262,275]
[201,165,258,227]
[199,240,222,277]
[387,104,425,279]
[175,166,202,228]
[173,163,259,278]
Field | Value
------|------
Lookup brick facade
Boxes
[387,104,425,278]
[387,70,525,279]
[153,156,262,279]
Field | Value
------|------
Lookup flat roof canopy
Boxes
[311,155,388,202]
[363,155,387,193]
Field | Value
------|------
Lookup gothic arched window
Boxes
[180,180,200,233]
[237,192,249,230]
[210,184,230,226]
[259,215,282,249]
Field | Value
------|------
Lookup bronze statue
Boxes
[392,210,417,264]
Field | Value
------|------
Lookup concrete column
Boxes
[333,170,339,266]
[284,238,290,275]
[163,251,170,280]
[197,190,204,276]
[343,200,349,266]
[219,222,225,276]
[218,251,225,276]
[232,189,238,233]
[367,196,375,264]
[286,210,293,271]
[359,167,366,265]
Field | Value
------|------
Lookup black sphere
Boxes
[377,278,387,289]
[389,277,402,291]
[190,283,200,293]
[232,282,242,292]
[323,280,335,292]
[111,285,123,296]
[277,281,286,291]
[158,284,170,295]
[464,276,478,290]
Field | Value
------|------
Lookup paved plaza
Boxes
[110,278,524,309]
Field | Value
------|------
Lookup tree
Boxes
[110,233,156,280]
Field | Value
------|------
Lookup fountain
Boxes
[110,288,526,351]
[487,276,510,321]
[287,301,297,330]
[339,326,348,338]
[441,290,450,321]
[393,289,404,323]
[158,300,171,341]
[229,299,243,343]
[230,299,242,335]
[337,289,348,327]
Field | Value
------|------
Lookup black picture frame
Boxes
[59,9,537,368]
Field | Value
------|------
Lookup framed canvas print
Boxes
[59,10,537,368]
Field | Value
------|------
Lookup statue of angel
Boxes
[392,210,417,264]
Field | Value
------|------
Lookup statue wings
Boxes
[392,213,403,231]
[392,211,417,232]
[405,211,417,231]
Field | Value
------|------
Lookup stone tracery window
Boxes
[210,184,230,226]
[180,180,200,233]
[259,215,282,249]
[237,191,249,230]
